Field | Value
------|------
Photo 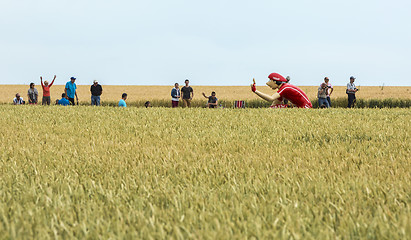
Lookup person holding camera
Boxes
[347,76,358,108]
[317,83,330,108]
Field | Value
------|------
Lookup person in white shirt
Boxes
[346,76,358,108]
[13,93,25,105]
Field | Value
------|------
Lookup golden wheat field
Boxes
[1,85,410,103]
[0,105,410,239]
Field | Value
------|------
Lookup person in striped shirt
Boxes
[251,72,312,108]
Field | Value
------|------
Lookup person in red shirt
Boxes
[251,72,312,108]
[40,75,56,105]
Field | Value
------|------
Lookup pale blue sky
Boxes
[1,0,410,86]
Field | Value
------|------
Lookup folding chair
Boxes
[234,100,245,108]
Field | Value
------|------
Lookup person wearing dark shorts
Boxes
[181,79,194,107]
[90,80,103,106]
[202,92,218,108]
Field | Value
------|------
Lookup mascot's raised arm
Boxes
[251,72,312,109]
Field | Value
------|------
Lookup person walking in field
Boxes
[90,80,103,106]
[317,83,330,108]
[65,77,78,106]
[27,83,39,104]
[40,75,56,105]
[202,91,218,108]
[323,77,333,107]
[251,72,312,108]
[13,93,25,105]
[118,93,127,107]
[181,79,194,107]
[171,83,180,108]
[346,76,358,108]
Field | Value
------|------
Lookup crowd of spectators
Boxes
[12,75,359,108]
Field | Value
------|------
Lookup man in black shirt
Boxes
[90,80,103,106]
[181,79,194,107]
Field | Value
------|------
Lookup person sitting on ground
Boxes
[27,82,38,104]
[144,101,151,108]
[13,93,25,105]
[317,83,330,108]
[40,75,56,105]
[57,93,70,106]
[251,72,312,108]
[202,91,218,108]
[119,93,127,107]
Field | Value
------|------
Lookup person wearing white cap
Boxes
[346,76,358,108]
[90,80,103,106]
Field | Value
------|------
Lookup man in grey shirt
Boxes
[347,76,358,108]
[27,82,38,104]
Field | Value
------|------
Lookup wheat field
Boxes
[1,85,410,104]
[0,105,410,239]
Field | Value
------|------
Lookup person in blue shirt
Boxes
[119,93,127,107]
[57,93,70,106]
[65,77,78,105]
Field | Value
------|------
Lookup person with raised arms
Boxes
[251,72,312,108]
[40,75,56,105]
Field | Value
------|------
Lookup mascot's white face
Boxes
[266,80,279,90]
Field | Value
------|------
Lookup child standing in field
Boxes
[40,75,56,105]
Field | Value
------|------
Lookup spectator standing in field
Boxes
[90,80,103,106]
[57,93,70,106]
[119,93,127,107]
[181,79,194,107]
[65,77,78,106]
[171,83,180,108]
[251,73,312,108]
[202,92,218,108]
[40,75,56,105]
[347,76,358,108]
[13,93,25,105]
[27,83,38,104]
[324,77,333,107]
[317,83,330,108]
